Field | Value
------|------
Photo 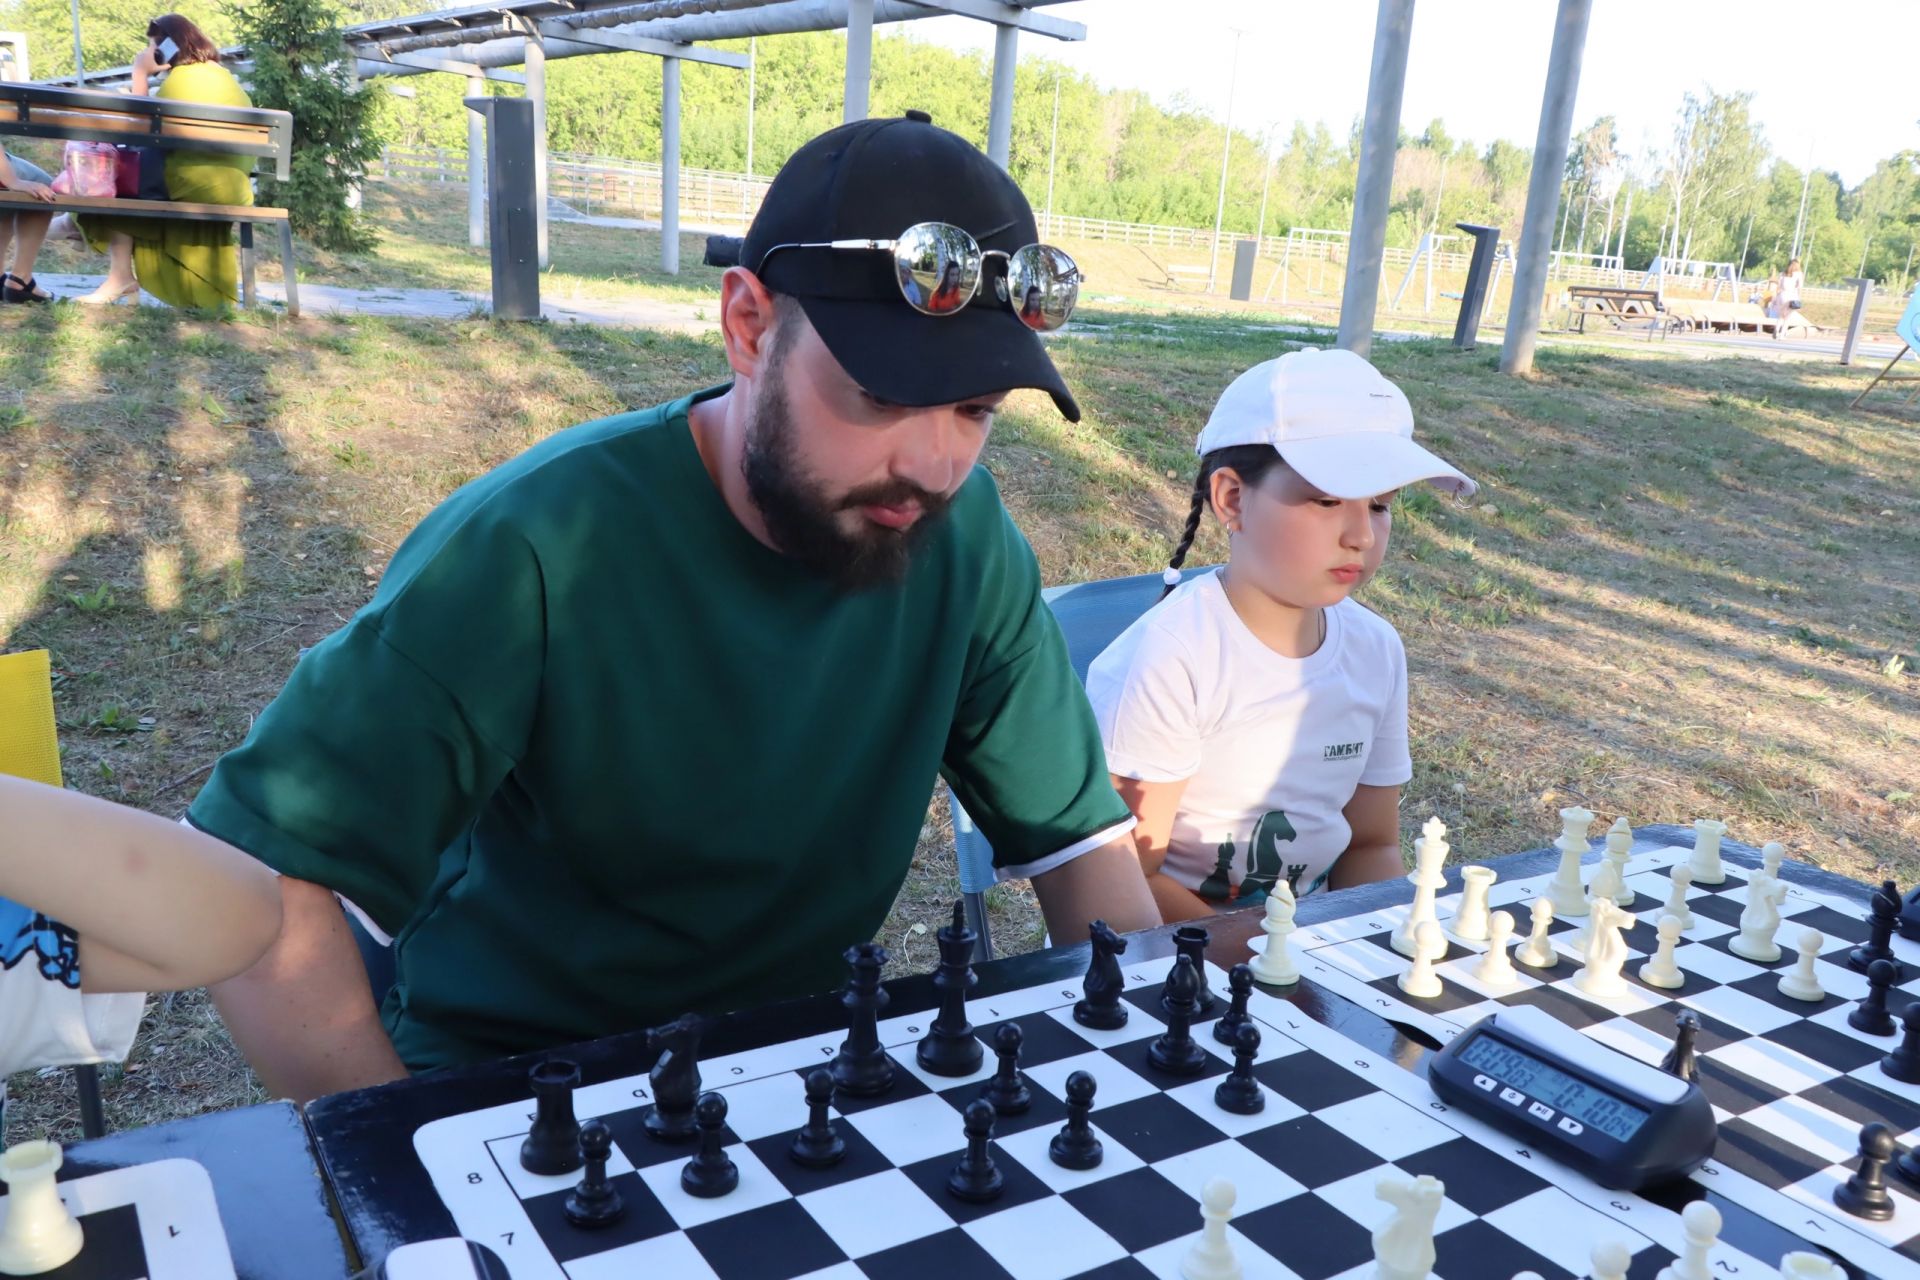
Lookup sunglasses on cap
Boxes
[754,222,1084,332]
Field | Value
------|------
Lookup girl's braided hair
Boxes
[1160,445,1288,601]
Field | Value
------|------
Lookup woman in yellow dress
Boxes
[74,15,254,308]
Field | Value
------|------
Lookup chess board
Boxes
[0,1158,236,1279]
[412,950,1844,1280]
[1267,838,1920,1278]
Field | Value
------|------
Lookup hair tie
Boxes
[1162,568,1182,586]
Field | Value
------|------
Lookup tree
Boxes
[1,0,230,80]
[228,0,382,252]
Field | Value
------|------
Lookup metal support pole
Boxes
[1337,0,1414,355]
[1043,72,1060,237]
[1840,277,1874,366]
[467,75,486,248]
[1614,182,1633,284]
[662,55,681,274]
[68,0,84,81]
[1453,222,1502,349]
[524,34,548,270]
[987,23,1017,169]
[844,0,874,123]
[1205,29,1244,293]
[745,37,757,181]
[1499,0,1592,376]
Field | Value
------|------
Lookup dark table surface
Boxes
[304,824,1884,1275]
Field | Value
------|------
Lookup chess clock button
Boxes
[1499,1087,1525,1105]
[1558,1116,1584,1135]
[1528,1102,1554,1120]
[1473,1074,1497,1091]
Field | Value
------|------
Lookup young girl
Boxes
[0,776,280,1103]
[1087,348,1475,922]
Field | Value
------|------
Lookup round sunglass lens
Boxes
[894,223,981,316]
[1007,245,1081,331]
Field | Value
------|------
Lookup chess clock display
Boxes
[1428,1005,1716,1191]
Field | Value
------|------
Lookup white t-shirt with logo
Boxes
[1087,570,1412,906]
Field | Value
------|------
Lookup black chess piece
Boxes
[946,1098,1005,1203]
[917,903,985,1078]
[564,1120,626,1228]
[680,1092,739,1198]
[643,1015,703,1142]
[1850,958,1900,1036]
[1212,963,1254,1046]
[981,1022,1032,1115]
[1835,1122,1898,1220]
[1048,1071,1102,1170]
[1660,1010,1699,1085]
[1074,920,1130,1030]
[1901,882,1920,942]
[831,942,895,1097]
[1849,881,1901,974]
[1884,1002,1920,1084]
[1170,925,1215,1014]
[1148,955,1210,1076]
[789,1068,846,1168]
[520,1058,584,1175]
[1214,1023,1265,1115]
[1897,1141,1920,1188]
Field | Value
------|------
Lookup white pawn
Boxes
[1591,1240,1632,1280]
[1777,928,1826,1002]
[1452,866,1496,941]
[1398,920,1445,999]
[1249,883,1300,986]
[1777,1252,1845,1279]
[1515,898,1558,968]
[1546,807,1596,917]
[1688,818,1727,886]
[1372,1173,1444,1280]
[1729,875,1788,962]
[1180,1177,1242,1280]
[1657,1199,1721,1280]
[1659,865,1696,931]
[0,1141,83,1274]
[1471,911,1520,988]
[1638,914,1686,989]
[1586,849,1626,917]
[1762,842,1785,879]
[1604,818,1636,906]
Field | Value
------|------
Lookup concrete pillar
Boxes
[662,55,681,275]
[467,74,486,248]
[844,0,874,123]
[1500,0,1593,376]
[1336,0,1415,357]
[524,34,549,270]
[986,23,1017,168]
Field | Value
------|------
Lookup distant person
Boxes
[1019,282,1045,329]
[1779,257,1804,316]
[0,148,57,304]
[927,259,967,313]
[71,14,254,308]
[1087,349,1475,919]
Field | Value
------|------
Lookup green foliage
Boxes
[2,0,231,80]
[226,0,382,251]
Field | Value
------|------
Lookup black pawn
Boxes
[564,1120,625,1228]
[1901,882,1920,942]
[1851,958,1900,1036]
[1835,1122,1897,1220]
[1170,925,1216,1014]
[1884,1003,1920,1084]
[1148,955,1210,1076]
[1213,964,1254,1046]
[1660,1010,1699,1085]
[946,1098,1004,1203]
[981,1022,1032,1115]
[789,1069,845,1169]
[831,943,895,1097]
[680,1092,739,1199]
[520,1058,584,1175]
[1897,1142,1920,1187]
[1048,1071,1102,1170]
[1074,919,1129,1030]
[1214,1023,1265,1115]
[1849,881,1901,974]
[917,903,985,1077]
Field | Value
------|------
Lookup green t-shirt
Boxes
[188,388,1129,1071]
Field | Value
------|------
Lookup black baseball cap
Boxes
[739,111,1081,422]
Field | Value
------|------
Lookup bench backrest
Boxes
[1569,286,1661,302]
[0,83,291,180]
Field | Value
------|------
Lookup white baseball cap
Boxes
[1194,348,1476,500]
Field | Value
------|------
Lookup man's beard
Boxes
[741,375,951,592]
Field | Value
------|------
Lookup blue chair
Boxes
[953,567,1209,960]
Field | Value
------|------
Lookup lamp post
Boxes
[1205,28,1244,293]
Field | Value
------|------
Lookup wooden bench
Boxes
[0,83,299,316]
[1565,285,1667,341]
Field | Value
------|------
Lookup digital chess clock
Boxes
[1428,1005,1716,1191]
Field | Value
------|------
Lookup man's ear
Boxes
[717,268,782,380]
[1208,467,1245,532]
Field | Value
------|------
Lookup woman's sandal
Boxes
[0,273,56,304]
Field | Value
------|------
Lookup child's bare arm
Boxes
[0,776,282,993]
[1330,784,1405,890]
[1111,773,1209,921]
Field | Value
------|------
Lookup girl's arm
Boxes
[1329,784,1405,890]
[1111,773,1211,922]
[0,776,282,993]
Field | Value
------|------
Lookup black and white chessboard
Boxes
[412,949,1851,1280]
[1273,838,1920,1278]
[0,1158,236,1279]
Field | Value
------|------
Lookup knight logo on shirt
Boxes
[1322,741,1366,761]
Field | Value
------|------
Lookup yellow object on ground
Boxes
[0,649,62,786]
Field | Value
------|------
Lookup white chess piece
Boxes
[1545,807,1596,917]
[1777,928,1827,1002]
[1452,866,1496,941]
[1574,899,1628,998]
[1638,914,1686,989]
[1586,850,1626,918]
[1371,1173,1444,1280]
[1392,818,1450,958]
[1249,883,1300,986]
[1728,875,1789,962]
[1515,898,1558,968]
[1761,841,1785,880]
[1656,1199,1721,1280]
[1659,865,1697,931]
[1777,1252,1845,1279]
[1471,911,1520,988]
[1688,818,1727,886]
[1604,818,1636,906]
[1179,1177,1242,1280]
[1398,920,1445,998]
[1590,1240,1632,1280]
[0,1141,83,1274]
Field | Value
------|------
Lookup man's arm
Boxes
[210,876,408,1102]
[1030,838,1159,942]
[1328,784,1405,891]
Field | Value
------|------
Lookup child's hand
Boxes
[16,180,55,202]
